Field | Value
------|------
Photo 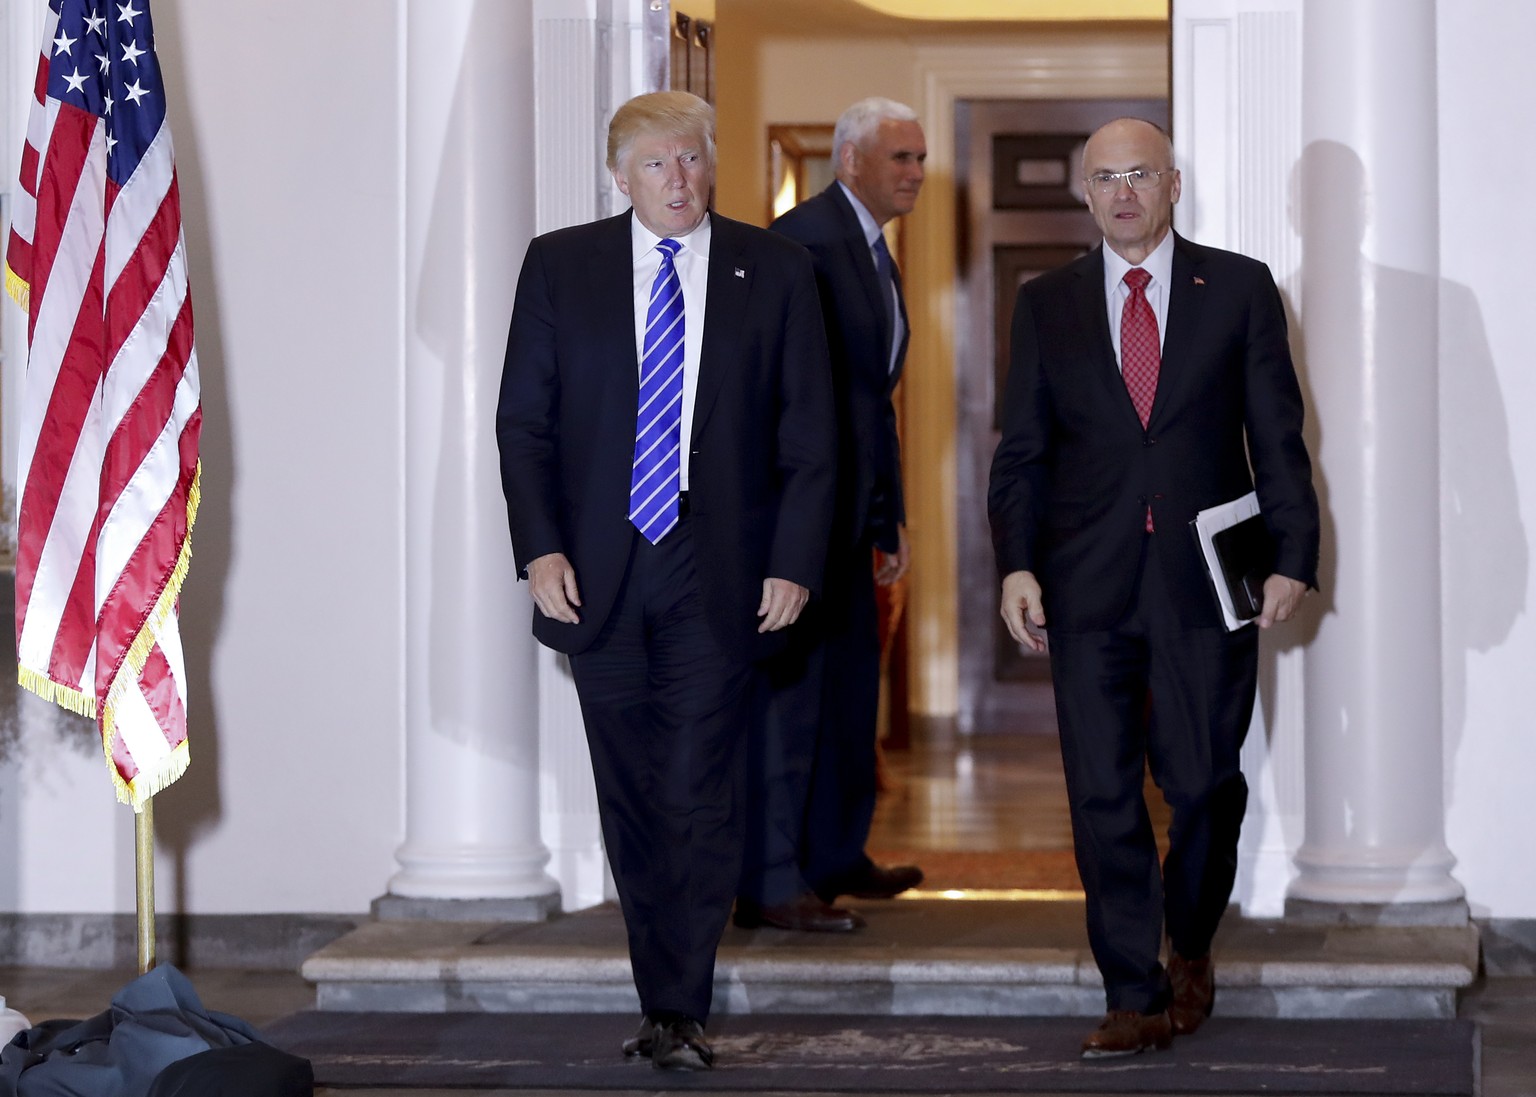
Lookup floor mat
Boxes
[261,1011,1476,1094]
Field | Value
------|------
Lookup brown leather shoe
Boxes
[1168,952,1215,1034]
[1080,1010,1173,1059]
[733,893,866,932]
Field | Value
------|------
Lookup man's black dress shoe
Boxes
[651,1017,714,1071]
[821,862,924,901]
[734,893,866,932]
[620,1015,655,1058]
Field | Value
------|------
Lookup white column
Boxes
[388,0,556,906]
[1171,0,1307,917]
[529,0,660,911]
[1289,0,1463,916]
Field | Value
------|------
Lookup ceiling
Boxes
[713,0,1166,37]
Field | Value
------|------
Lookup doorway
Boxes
[953,97,1169,736]
[865,97,1172,894]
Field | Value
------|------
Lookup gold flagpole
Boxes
[135,795,156,974]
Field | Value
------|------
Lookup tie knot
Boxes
[657,238,681,262]
[1123,267,1151,293]
[872,234,891,259]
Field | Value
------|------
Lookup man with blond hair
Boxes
[989,117,1318,1058]
[497,91,835,1070]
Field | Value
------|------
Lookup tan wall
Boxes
[716,38,921,225]
[713,19,1168,716]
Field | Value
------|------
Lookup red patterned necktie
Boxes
[1121,267,1159,530]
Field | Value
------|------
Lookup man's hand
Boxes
[1000,569,1047,652]
[758,578,810,633]
[874,524,911,587]
[527,552,582,624]
[1257,574,1307,629]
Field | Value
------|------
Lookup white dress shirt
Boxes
[1101,231,1175,371]
[837,181,904,374]
[631,214,710,490]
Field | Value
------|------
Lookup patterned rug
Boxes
[262,1011,1476,1094]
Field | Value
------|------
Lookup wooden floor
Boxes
[866,684,1169,893]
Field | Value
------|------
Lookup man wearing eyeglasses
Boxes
[988,118,1319,1059]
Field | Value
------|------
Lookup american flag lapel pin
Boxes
[1193,276,1205,285]
[734,267,746,278]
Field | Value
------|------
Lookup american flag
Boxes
[5,0,200,810]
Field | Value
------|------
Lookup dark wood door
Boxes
[955,98,1169,733]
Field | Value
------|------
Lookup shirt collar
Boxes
[1102,230,1175,294]
[837,181,884,248]
[631,211,712,263]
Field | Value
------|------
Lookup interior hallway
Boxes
[865,684,1169,894]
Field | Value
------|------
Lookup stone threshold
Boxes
[301,899,1479,1020]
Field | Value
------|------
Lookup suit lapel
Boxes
[1072,247,1141,429]
[826,184,895,370]
[1149,235,1208,428]
[590,212,640,408]
[693,213,749,441]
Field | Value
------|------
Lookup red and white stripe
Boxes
[7,8,200,809]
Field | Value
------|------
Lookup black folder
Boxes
[1209,513,1273,620]
[1189,492,1274,630]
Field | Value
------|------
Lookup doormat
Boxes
[261,1011,1476,1094]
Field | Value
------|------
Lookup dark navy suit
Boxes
[497,209,835,1022]
[739,183,908,907]
[989,235,1319,1012]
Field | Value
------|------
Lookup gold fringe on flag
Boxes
[101,460,200,811]
[16,665,94,717]
[4,265,29,312]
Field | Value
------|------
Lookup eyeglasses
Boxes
[1085,169,1173,194]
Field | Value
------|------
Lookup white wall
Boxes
[0,0,414,915]
[1437,2,1536,918]
[4,1,1536,924]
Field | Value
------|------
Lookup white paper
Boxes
[1190,491,1261,631]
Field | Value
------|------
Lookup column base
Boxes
[388,841,559,904]
[1289,844,1465,915]
[1285,897,1469,928]
[373,892,560,924]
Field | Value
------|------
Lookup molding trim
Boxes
[0,913,362,970]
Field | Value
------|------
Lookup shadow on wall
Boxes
[128,4,237,964]
[0,5,233,922]
[1240,150,1333,912]
[1437,262,1527,812]
[1241,139,1528,908]
[413,0,536,767]
[1286,140,1525,879]
[0,578,102,909]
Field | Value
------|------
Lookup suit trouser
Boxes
[568,520,754,1024]
[1047,532,1257,1014]
[739,535,881,905]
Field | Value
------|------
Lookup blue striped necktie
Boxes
[629,238,685,544]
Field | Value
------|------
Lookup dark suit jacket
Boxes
[988,234,1319,631]
[496,210,837,659]
[771,183,906,554]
